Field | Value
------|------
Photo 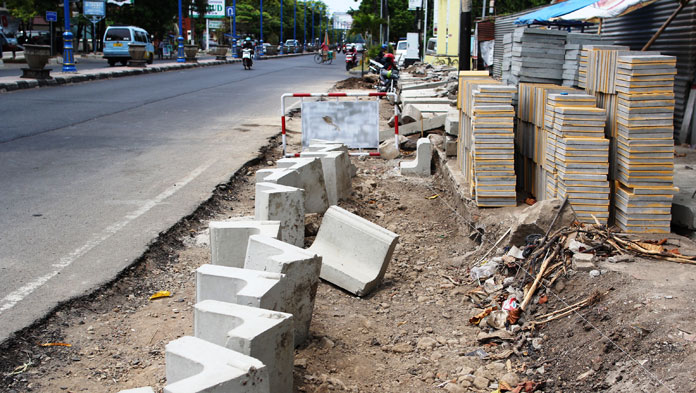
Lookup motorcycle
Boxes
[345,51,358,71]
[242,48,253,70]
[378,68,399,94]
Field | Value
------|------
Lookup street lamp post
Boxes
[232,0,238,57]
[177,0,185,62]
[62,0,76,72]
[311,5,314,47]
[260,0,264,54]
[293,0,296,42]
[280,0,283,54]
[303,2,307,50]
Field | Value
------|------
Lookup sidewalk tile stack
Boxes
[612,54,678,233]
[472,104,516,207]
[563,34,608,88]
[578,45,629,91]
[502,33,514,85]
[508,28,568,86]
[548,101,610,224]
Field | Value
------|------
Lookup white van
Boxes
[103,25,155,66]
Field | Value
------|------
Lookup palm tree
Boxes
[349,12,382,46]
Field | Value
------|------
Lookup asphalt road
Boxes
[0,55,347,343]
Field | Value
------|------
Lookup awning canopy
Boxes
[515,0,659,25]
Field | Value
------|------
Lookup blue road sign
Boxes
[46,11,58,22]
[226,6,234,17]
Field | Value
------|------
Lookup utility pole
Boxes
[280,0,283,53]
[304,2,307,49]
[177,0,185,62]
[260,0,264,46]
[379,0,383,45]
[459,0,471,71]
[293,0,296,42]
[311,5,314,46]
[423,0,428,62]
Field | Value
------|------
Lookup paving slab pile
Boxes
[118,141,401,392]
[562,33,608,88]
[613,55,679,233]
[506,28,568,86]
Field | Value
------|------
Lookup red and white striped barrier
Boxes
[280,92,400,157]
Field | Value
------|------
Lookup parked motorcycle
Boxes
[242,48,253,70]
[345,51,358,71]
[378,68,399,94]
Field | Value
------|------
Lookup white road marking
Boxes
[0,159,217,315]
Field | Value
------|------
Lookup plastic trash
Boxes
[470,261,499,281]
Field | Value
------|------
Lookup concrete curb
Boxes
[0,52,313,94]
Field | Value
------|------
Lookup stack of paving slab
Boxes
[119,141,400,393]
[562,33,608,88]
[501,33,514,86]
[516,83,582,199]
[470,85,518,207]
[613,55,678,233]
[507,27,568,86]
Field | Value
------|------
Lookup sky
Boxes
[323,0,356,13]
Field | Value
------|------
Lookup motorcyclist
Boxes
[242,37,254,53]
[379,52,399,92]
[375,44,388,65]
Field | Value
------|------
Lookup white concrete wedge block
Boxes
[309,206,399,296]
[196,264,286,310]
[244,235,322,345]
[300,150,352,205]
[209,219,280,267]
[194,300,294,393]
[255,182,305,247]
[270,158,329,214]
[307,140,349,153]
[118,388,154,393]
[165,336,269,393]
[400,138,432,177]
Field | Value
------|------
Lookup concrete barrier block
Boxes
[209,219,280,267]
[307,140,349,153]
[164,336,269,393]
[255,182,305,247]
[309,206,399,296]
[196,264,286,310]
[244,235,322,345]
[400,138,432,177]
[300,150,352,205]
[118,388,154,393]
[194,300,294,393]
[269,158,329,214]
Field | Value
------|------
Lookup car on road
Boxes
[103,25,155,66]
[284,39,300,53]
[425,37,437,56]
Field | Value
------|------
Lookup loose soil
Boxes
[1,81,695,393]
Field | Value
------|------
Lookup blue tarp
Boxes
[514,0,599,25]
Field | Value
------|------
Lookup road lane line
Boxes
[0,158,217,315]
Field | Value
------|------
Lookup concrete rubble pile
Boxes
[119,140,399,393]
[390,64,461,148]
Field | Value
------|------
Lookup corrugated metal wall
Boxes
[493,13,519,79]
[586,0,696,131]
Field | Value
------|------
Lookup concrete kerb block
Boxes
[194,300,294,393]
[244,235,322,345]
[196,264,286,310]
[299,150,352,205]
[306,140,349,153]
[400,138,432,177]
[164,336,270,393]
[209,219,280,267]
[255,183,305,247]
[309,206,399,296]
[267,158,329,214]
[118,388,155,393]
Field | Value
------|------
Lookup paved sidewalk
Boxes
[0,52,310,93]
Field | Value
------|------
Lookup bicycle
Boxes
[313,50,333,65]
[434,56,458,68]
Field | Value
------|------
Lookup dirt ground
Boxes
[1,79,696,393]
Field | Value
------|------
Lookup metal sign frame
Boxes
[280,92,400,157]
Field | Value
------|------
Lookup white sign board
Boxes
[191,0,225,18]
[301,101,379,149]
[408,0,422,10]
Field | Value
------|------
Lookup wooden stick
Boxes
[521,245,559,311]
